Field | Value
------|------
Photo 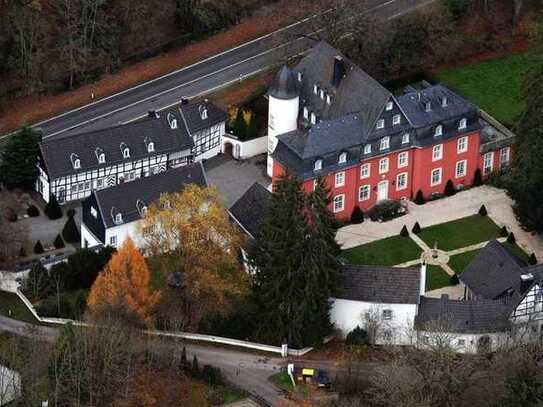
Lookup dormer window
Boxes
[326,94,331,105]
[313,84,318,95]
[435,125,443,137]
[459,118,467,130]
[314,159,322,171]
[402,133,410,144]
[442,96,448,107]
[339,152,347,164]
[167,112,178,129]
[148,142,155,153]
[120,143,130,158]
[199,105,208,120]
[136,199,148,217]
[70,153,81,170]
[95,148,105,164]
[376,119,385,130]
[90,206,98,219]
[386,101,393,111]
[303,106,309,119]
[310,112,316,125]
[392,114,401,125]
[364,144,371,154]
[297,72,303,82]
[115,213,123,224]
[320,89,325,100]
[425,102,432,112]
[111,207,123,224]
[380,137,390,150]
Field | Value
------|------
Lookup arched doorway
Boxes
[224,142,234,157]
[477,335,491,353]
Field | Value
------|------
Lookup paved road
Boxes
[5,0,435,140]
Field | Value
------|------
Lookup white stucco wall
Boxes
[417,330,509,354]
[104,221,144,249]
[267,95,299,177]
[330,297,418,345]
[81,224,103,248]
[222,134,267,160]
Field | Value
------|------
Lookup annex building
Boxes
[267,42,513,219]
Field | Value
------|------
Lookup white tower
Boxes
[267,66,299,177]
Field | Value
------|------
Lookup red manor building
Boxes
[267,42,513,219]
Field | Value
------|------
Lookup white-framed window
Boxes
[123,148,130,158]
[386,101,393,111]
[320,89,325,100]
[432,144,443,161]
[442,96,448,107]
[314,159,322,172]
[376,119,385,130]
[78,183,85,192]
[310,112,317,125]
[147,142,155,153]
[398,151,408,168]
[457,136,468,153]
[500,147,510,167]
[90,206,98,218]
[459,118,467,130]
[483,152,494,175]
[84,181,91,190]
[98,153,105,164]
[360,163,370,179]
[339,152,347,164]
[457,339,466,347]
[326,94,331,105]
[110,235,117,247]
[313,179,318,191]
[364,144,372,154]
[382,309,393,320]
[70,185,77,194]
[393,114,401,125]
[431,168,442,186]
[380,136,390,150]
[359,185,370,201]
[115,213,123,224]
[297,71,303,82]
[402,133,410,144]
[333,194,344,213]
[303,106,309,119]
[455,160,467,178]
[379,158,389,174]
[335,171,345,187]
[313,84,318,95]
[435,125,443,137]
[421,335,430,345]
[96,178,103,188]
[396,172,408,190]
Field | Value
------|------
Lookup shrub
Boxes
[345,326,368,346]
[507,232,516,244]
[4,207,17,223]
[414,190,425,205]
[400,225,409,237]
[529,253,537,265]
[27,205,40,217]
[478,204,488,216]
[192,355,200,377]
[62,214,80,244]
[54,234,65,249]
[180,346,188,371]
[444,180,456,197]
[412,222,422,234]
[350,206,364,224]
[450,274,459,285]
[201,365,223,385]
[44,195,62,220]
[34,240,44,254]
[500,226,508,237]
[368,200,404,222]
[473,169,482,187]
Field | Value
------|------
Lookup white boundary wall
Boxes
[221,134,267,160]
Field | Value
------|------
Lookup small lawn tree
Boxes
[34,240,44,254]
[529,253,537,265]
[507,232,516,244]
[412,222,422,234]
[351,206,364,224]
[500,226,508,237]
[444,180,456,196]
[62,212,80,243]
[414,190,425,205]
[473,168,482,186]
[54,234,65,249]
[400,225,409,237]
[478,205,488,216]
[45,195,62,220]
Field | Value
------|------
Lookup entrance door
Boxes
[377,181,389,201]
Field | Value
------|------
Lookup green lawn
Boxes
[406,264,454,291]
[502,242,530,265]
[418,215,501,251]
[342,235,422,266]
[270,372,294,392]
[217,385,246,404]
[448,249,482,275]
[435,51,537,126]
[0,291,40,324]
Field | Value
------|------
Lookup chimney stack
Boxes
[332,56,345,88]
[420,262,427,296]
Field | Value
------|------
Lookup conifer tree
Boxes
[62,212,80,243]
[0,125,40,190]
[34,240,44,254]
[192,355,200,377]
[54,234,65,249]
[45,194,63,220]
[246,114,258,139]
[414,190,425,205]
[232,108,247,140]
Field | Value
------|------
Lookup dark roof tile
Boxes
[229,182,272,238]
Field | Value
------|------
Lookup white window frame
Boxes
[320,89,325,100]
[123,148,130,159]
[376,119,385,130]
[297,71,303,82]
[382,309,393,320]
[364,144,372,154]
[386,101,393,111]
[303,106,309,119]
[425,102,432,112]
[335,171,345,187]
[442,96,448,107]
[396,172,408,191]
[500,147,510,167]
[148,142,155,153]
[432,144,443,161]
[398,151,408,168]
[359,185,370,201]
[459,118,467,130]
[333,194,345,213]
[313,84,318,95]
[339,152,347,164]
[314,159,322,172]
[431,168,442,186]
[115,213,123,224]
[326,94,331,105]
[392,114,401,125]
[435,125,443,137]
[98,154,105,164]
[457,136,468,153]
[455,160,467,178]
[110,235,117,247]
[360,163,370,179]
[379,158,389,174]
[310,112,317,125]
[483,152,494,175]
[380,136,390,150]
[402,133,409,144]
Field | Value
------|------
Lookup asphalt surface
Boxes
[8,0,436,140]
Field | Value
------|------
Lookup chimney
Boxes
[148,110,159,119]
[332,56,345,87]
[420,262,427,296]
[167,113,177,129]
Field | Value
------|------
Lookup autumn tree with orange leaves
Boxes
[87,238,160,327]
[139,185,248,331]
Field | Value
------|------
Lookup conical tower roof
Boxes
[268,66,298,100]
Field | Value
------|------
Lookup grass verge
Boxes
[0,291,40,324]
[342,235,422,266]
[270,372,294,392]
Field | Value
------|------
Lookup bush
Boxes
[27,205,40,217]
[450,274,459,285]
[54,234,65,249]
[350,206,364,224]
[473,169,482,187]
[500,226,508,237]
[345,326,368,346]
[34,240,44,254]
[201,365,223,385]
[367,200,405,222]
[414,190,425,205]
[444,180,456,197]
[412,222,422,234]
[507,232,516,244]
[180,346,188,371]
[62,214,80,244]
[192,355,200,377]
[44,195,62,220]
[4,207,17,223]
[478,205,488,216]
[400,225,409,237]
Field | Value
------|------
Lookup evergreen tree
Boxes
[45,195,63,220]
[54,234,65,249]
[412,222,422,234]
[232,108,247,140]
[444,179,456,196]
[62,213,80,243]
[473,169,483,186]
[507,232,516,244]
[0,125,40,190]
[350,206,364,224]
[529,253,538,265]
[500,226,509,237]
[478,204,488,216]
[400,225,409,237]
[27,205,40,217]
[414,190,425,205]
[34,240,44,254]
[180,346,187,370]
[192,355,200,377]
[246,114,258,139]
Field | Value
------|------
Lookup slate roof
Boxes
[39,115,194,179]
[269,66,299,100]
[415,295,511,334]
[229,182,272,238]
[178,100,227,134]
[337,264,421,304]
[93,163,207,228]
[459,240,526,300]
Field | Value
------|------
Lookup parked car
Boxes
[316,370,331,388]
